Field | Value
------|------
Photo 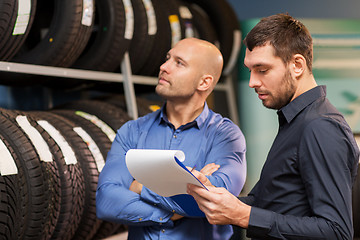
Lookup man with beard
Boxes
[96,38,246,239]
[187,14,359,240]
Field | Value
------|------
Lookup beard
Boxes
[262,68,296,110]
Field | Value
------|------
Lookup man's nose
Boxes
[159,59,170,72]
[248,74,261,88]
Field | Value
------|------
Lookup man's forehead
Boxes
[167,49,188,61]
[169,45,197,61]
[244,45,278,68]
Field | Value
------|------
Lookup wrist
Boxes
[234,204,251,228]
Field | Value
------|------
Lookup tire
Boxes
[50,109,127,239]
[0,110,56,240]
[182,0,241,76]
[177,1,196,39]
[72,0,131,72]
[129,0,157,74]
[52,109,112,158]
[31,111,102,240]
[55,99,131,132]
[95,94,162,117]
[0,126,26,240]
[91,222,123,240]
[186,2,218,44]
[13,0,94,67]
[4,110,63,240]
[0,0,37,60]
[24,111,86,240]
[138,0,185,76]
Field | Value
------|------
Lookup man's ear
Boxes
[198,75,213,92]
[291,54,306,78]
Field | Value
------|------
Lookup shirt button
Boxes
[162,229,165,233]
[159,217,163,221]
[173,135,177,138]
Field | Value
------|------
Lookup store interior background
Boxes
[0,1,358,239]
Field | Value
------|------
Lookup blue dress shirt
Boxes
[240,86,359,240]
[96,102,247,240]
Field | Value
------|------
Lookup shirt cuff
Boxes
[246,207,274,238]
[140,186,160,205]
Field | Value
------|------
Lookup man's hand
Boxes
[187,184,251,228]
[129,179,143,194]
[187,162,220,188]
[172,163,220,222]
[200,163,220,176]
[189,167,215,188]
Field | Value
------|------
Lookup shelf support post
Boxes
[121,52,138,119]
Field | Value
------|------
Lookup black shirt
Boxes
[242,86,359,239]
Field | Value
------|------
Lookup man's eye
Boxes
[258,69,268,73]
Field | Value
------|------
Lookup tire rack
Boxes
[0,53,239,125]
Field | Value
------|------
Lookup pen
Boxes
[190,165,196,172]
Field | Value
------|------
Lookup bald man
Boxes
[96,38,247,240]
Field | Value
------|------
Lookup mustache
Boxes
[255,89,270,95]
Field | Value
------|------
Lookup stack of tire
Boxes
[0,0,241,86]
[0,96,161,240]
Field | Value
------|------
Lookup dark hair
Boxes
[244,13,313,72]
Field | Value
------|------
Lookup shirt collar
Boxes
[277,85,327,125]
[159,102,210,129]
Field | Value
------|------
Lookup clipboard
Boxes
[125,149,208,216]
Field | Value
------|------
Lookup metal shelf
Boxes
[0,53,239,125]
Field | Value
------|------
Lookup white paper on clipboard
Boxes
[125,149,207,197]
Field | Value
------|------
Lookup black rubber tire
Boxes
[177,1,196,39]
[0,172,21,240]
[129,0,157,74]
[32,111,102,240]
[186,2,218,44]
[138,0,185,76]
[51,109,112,158]
[51,100,132,238]
[24,111,86,240]
[13,0,94,67]
[0,110,55,240]
[4,110,63,240]
[95,94,163,117]
[91,222,123,240]
[55,99,131,132]
[0,0,37,60]
[0,116,27,240]
[72,0,130,72]
[182,0,241,76]
[50,109,126,239]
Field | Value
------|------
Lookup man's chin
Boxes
[262,101,277,110]
[155,87,167,99]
